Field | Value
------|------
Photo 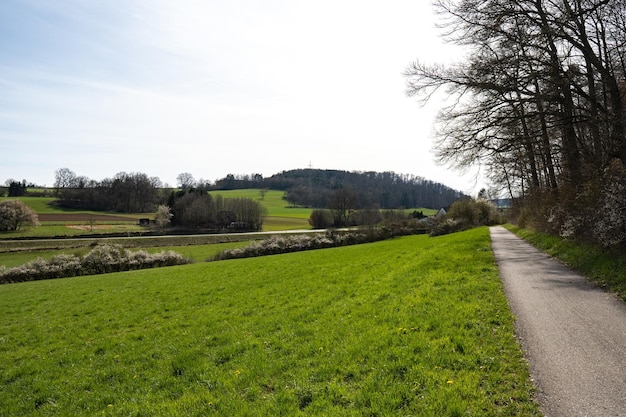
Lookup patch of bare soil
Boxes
[38,213,138,222]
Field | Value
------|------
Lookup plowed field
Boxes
[37,213,138,222]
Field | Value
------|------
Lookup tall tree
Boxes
[405,0,625,191]
[406,0,626,246]
[330,187,359,227]
[54,168,78,192]
[176,173,196,190]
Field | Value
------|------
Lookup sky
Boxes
[0,0,484,193]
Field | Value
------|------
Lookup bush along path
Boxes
[490,226,626,417]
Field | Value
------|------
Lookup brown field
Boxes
[37,213,139,222]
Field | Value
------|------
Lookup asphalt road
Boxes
[490,226,626,417]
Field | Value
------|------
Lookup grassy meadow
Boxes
[0,228,540,416]
[0,197,57,213]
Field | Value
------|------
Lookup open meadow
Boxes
[0,227,540,416]
[209,189,314,231]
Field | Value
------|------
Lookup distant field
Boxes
[210,189,438,229]
[0,196,147,238]
[0,197,58,213]
[1,189,438,238]
[210,189,312,231]
[1,191,310,235]
[0,228,540,416]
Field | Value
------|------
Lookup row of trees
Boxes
[54,168,163,213]
[0,180,38,197]
[405,0,626,247]
[52,168,265,231]
[52,167,462,215]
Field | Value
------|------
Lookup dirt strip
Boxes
[37,213,138,222]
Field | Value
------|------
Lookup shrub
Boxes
[431,197,503,236]
[0,254,82,283]
[308,209,334,229]
[212,226,434,261]
[82,244,128,274]
[510,160,626,250]
[0,244,189,284]
[430,218,466,237]
[0,200,39,231]
[212,232,368,261]
[592,159,626,248]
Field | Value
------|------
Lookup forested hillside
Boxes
[213,169,464,209]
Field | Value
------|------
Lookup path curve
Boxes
[490,226,626,417]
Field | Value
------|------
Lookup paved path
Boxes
[490,226,626,417]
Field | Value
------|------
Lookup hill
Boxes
[213,169,465,209]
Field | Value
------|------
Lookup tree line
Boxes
[5,166,465,232]
[54,168,164,213]
[52,168,265,231]
[213,169,465,209]
[8,168,463,213]
[0,180,38,197]
[405,0,626,248]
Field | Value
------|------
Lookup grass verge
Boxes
[0,228,540,416]
[504,224,626,301]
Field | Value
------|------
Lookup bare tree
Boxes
[54,168,78,192]
[177,173,196,190]
[406,0,626,191]
[405,0,626,246]
[330,187,359,227]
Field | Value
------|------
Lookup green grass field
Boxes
[0,228,540,416]
[0,197,57,213]
[210,189,313,231]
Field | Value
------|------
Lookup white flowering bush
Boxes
[0,244,189,284]
[82,244,128,274]
[0,200,39,231]
[212,231,373,261]
[592,161,626,248]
